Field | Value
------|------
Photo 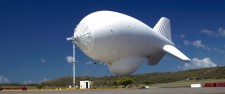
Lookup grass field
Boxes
[1,79,225,90]
[150,79,225,87]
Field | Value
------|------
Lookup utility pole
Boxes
[72,41,76,88]
[67,36,76,88]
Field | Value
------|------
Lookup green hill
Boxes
[42,66,225,87]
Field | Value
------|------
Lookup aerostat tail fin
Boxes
[153,17,172,41]
[163,45,191,62]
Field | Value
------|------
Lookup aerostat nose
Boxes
[74,23,93,52]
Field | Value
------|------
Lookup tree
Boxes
[144,80,154,85]
[117,77,133,86]
[36,84,44,90]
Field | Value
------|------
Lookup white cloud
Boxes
[66,56,73,63]
[23,80,32,84]
[183,40,207,49]
[201,27,225,37]
[218,27,225,37]
[219,50,225,54]
[41,59,47,63]
[180,34,185,39]
[212,47,218,51]
[192,40,206,49]
[40,78,48,82]
[183,40,215,51]
[183,40,191,46]
[182,31,225,55]
[0,75,11,84]
[99,61,108,65]
[201,29,213,34]
[182,58,217,70]
[85,61,93,65]
[210,46,225,55]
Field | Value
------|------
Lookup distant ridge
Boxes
[42,66,225,87]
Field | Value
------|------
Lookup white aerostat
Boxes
[73,11,190,76]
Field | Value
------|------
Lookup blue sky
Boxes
[0,0,225,84]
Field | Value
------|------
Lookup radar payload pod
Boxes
[73,11,190,76]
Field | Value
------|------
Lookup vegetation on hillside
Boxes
[1,66,224,88]
[40,66,225,87]
[116,77,133,86]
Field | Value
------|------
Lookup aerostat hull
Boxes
[73,11,190,75]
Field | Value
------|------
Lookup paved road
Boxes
[1,88,225,94]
